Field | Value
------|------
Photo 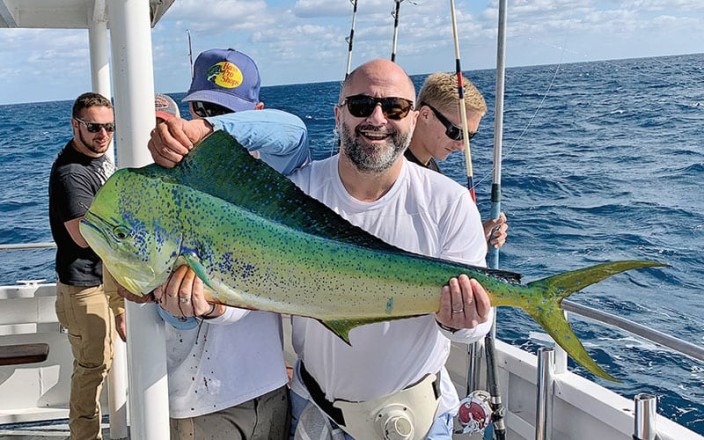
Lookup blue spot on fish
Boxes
[385,297,394,314]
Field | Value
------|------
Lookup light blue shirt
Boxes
[208,109,311,175]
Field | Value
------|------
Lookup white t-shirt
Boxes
[166,308,288,418]
[288,155,492,416]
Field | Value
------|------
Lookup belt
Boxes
[299,361,346,426]
[299,362,442,428]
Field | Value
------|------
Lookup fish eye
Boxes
[113,226,130,240]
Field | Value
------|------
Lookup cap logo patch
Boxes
[206,61,244,89]
[155,97,169,110]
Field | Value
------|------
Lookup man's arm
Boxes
[148,109,310,175]
[57,173,98,248]
[64,217,90,248]
[208,109,311,175]
[148,118,213,168]
[153,265,250,326]
[103,270,128,341]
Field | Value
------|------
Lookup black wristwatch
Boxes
[436,320,460,334]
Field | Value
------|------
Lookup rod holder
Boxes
[535,347,554,440]
[633,393,658,440]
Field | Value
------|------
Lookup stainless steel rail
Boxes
[0,242,55,251]
[563,299,704,363]
[633,393,658,440]
[535,347,555,440]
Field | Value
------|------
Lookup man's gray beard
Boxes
[340,123,411,173]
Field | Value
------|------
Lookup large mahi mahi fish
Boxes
[80,130,665,381]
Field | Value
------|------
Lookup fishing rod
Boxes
[447,0,507,438]
[447,0,483,427]
[390,0,404,62]
[483,0,509,439]
[489,0,507,270]
[345,0,358,78]
[448,0,476,204]
[187,29,194,79]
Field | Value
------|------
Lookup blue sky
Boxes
[1,0,703,105]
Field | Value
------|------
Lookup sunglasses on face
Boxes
[340,94,414,120]
[74,117,115,133]
[192,101,233,118]
[422,102,477,141]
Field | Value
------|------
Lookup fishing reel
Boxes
[455,390,493,436]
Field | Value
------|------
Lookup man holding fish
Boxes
[148,58,493,440]
[154,49,309,440]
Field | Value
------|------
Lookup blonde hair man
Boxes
[406,72,507,249]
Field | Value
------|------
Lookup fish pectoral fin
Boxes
[321,315,423,346]
[183,253,213,289]
[527,303,619,382]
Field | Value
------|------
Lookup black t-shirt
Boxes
[49,141,114,286]
[404,148,442,173]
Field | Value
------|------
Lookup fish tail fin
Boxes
[523,260,668,382]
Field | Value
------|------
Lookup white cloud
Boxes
[1,0,703,104]
[292,0,350,18]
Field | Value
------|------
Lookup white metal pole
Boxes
[88,19,115,164]
[107,1,170,439]
[88,18,129,440]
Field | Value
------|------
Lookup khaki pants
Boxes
[55,282,115,440]
[171,386,290,440]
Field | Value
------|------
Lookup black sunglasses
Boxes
[74,117,115,133]
[421,102,477,141]
[192,101,233,118]
[340,94,414,120]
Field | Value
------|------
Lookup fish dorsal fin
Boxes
[168,130,407,253]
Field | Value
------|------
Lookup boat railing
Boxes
[0,242,56,251]
[471,299,704,439]
[561,299,704,363]
[468,298,704,400]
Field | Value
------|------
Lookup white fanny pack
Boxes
[299,363,441,440]
[334,373,441,440]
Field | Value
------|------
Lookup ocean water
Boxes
[1,53,703,433]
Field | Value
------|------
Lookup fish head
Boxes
[80,168,182,296]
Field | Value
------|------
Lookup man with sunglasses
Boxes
[408,72,508,250]
[284,59,493,440]
[149,58,494,440]
[49,92,123,440]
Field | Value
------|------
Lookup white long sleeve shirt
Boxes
[288,155,492,416]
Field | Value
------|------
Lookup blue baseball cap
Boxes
[182,48,261,112]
